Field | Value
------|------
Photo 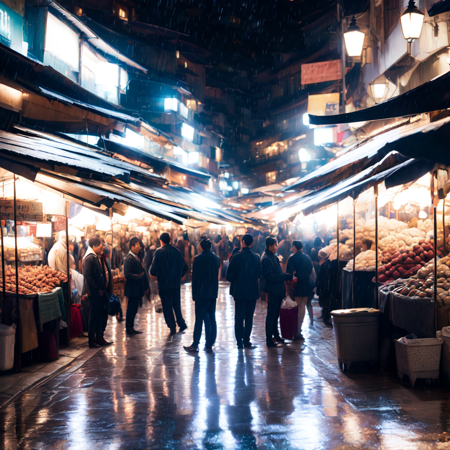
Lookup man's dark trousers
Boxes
[88,295,103,342]
[265,293,283,344]
[159,288,186,331]
[192,298,217,348]
[234,298,257,346]
[126,296,140,332]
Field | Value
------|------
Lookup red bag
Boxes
[280,304,298,340]
[70,304,83,339]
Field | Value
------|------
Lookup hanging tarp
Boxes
[308,69,450,125]
[289,116,450,193]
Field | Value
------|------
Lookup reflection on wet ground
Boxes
[1,282,450,449]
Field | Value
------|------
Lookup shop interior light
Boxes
[123,128,144,150]
[298,148,311,163]
[187,152,199,165]
[344,16,365,57]
[224,172,230,178]
[181,123,194,141]
[303,113,310,126]
[232,181,239,189]
[241,188,249,194]
[401,0,424,43]
[314,127,336,146]
[419,210,428,219]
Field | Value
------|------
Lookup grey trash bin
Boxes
[331,308,381,372]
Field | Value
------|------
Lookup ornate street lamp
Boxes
[344,16,365,57]
[400,0,424,52]
[368,75,390,104]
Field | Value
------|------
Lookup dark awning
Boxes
[308,70,450,125]
[98,138,211,184]
[428,0,450,16]
[297,158,436,217]
[289,116,450,193]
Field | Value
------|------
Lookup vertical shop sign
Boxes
[0,200,43,221]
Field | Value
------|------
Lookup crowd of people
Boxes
[44,223,337,350]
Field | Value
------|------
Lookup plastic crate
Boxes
[395,338,443,387]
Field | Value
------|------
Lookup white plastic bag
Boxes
[70,268,84,304]
[281,296,297,309]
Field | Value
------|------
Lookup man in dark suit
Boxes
[184,238,220,353]
[150,232,188,336]
[83,237,107,348]
[261,236,293,347]
[124,237,145,336]
[286,240,313,340]
[226,234,261,349]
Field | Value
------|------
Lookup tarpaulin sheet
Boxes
[293,156,435,217]
[309,70,450,125]
[99,138,211,184]
[289,116,450,192]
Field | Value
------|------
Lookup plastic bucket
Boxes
[0,324,16,371]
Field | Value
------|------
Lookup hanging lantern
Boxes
[368,75,390,103]
[400,0,424,43]
[344,16,365,57]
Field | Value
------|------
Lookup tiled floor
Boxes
[1,282,450,449]
[0,337,100,409]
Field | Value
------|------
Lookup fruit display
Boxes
[0,265,68,295]
[377,239,438,283]
[345,250,379,271]
[3,236,42,262]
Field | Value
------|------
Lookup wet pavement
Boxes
[1,282,450,449]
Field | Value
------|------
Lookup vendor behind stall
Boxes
[48,231,75,274]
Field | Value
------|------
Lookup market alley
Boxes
[1,282,449,449]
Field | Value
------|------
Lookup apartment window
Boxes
[266,171,276,184]
[117,6,128,20]
[45,14,79,72]
[164,98,178,112]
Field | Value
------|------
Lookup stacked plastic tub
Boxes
[395,337,443,387]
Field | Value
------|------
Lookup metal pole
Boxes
[337,203,341,308]
[340,2,347,114]
[443,199,446,256]
[1,223,5,324]
[13,176,21,370]
[434,205,438,333]
[352,199,356,308]
[65,200,71,342]
[1,182,4,325]
[375,185,379,308]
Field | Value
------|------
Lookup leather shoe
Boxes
[274,337,285,344]
[131,329,143,334]
[169,329,176,336]
[179,324,188,333]
[267,342,279,348]
[89,342,101,348]
[204,347,213,353]
[237,343,244,349]
[97,338,113,346]
[244,342,257,349]
[126,330,135,336]
[183,345,198,353]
